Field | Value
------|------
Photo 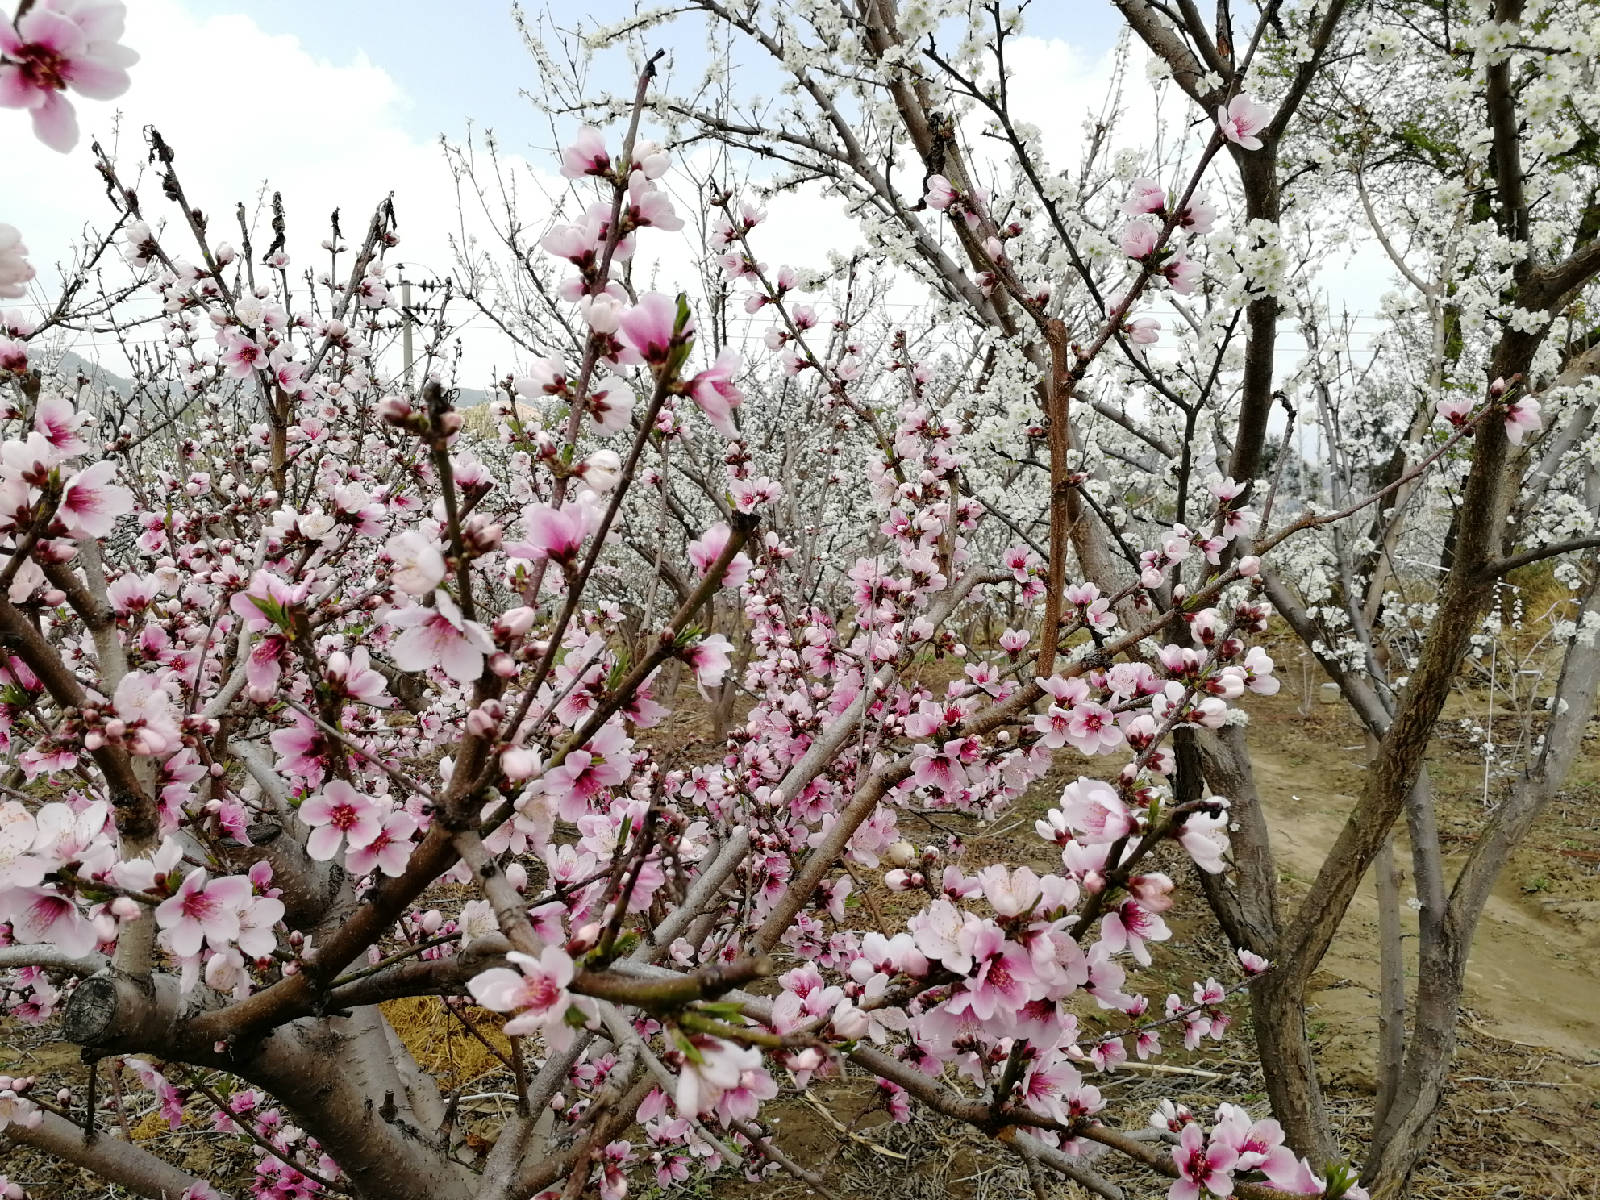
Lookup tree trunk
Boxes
[1364,566,1600,1192]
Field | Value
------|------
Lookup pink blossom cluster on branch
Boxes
[0,57,1380,1200]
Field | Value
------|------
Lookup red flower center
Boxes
[17,44,69,93]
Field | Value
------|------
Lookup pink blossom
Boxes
[0,0,138,153]
[509,502,591,564]
[0,1085,42,1133]
[924,174,957,210]
[1178,808,1230,873]
[1101,899,1170,966]
[1119,220,1160,259]
[685,632,734,698]
[0,333,24,374]
[1216,94,1271,151]
[577,448,622,493]
[0,225,34,298]
[1237,948,1270,975]
[1123,177,1166,216]
[1181,195,1216,233]
[687,521,752,589]
[977,864,1054,919]
[1240,647,1279,695]
[541,213,604,264]
[0,801,45,890]
[544,724,630,820]
[907,897,975,973]
[110,670,181,756]
[388,591,494,683]
[58,458,133,538]
[1125,315,1160,344]
[326,647,391,707]
[626,173,684,231]
[686,348,743,437]
[1065,703,1125,756]
[1435,395,1474,428]
[1056,778,1134,844]
[154,868,252,958]
[1,886,100,956]
[217,329,267,378]
[1164,252,1201,293]
[385,530,446,596]
[674,1035,762,1116]
[910,739,969,796]
[1170,1122,1238,1200]
[34,395,86,459]
[1504,396,1542,444]
[618,292,688,367]
[560,126,610,178]
[299,780,384,862]
[468,946,577,1049]
[947,923,1034,1021]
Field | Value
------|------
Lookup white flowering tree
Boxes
[1,3,1598,1200]
[560,0,1600,1191]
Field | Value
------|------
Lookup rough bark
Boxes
[61,972,476,1200]
[5,1110,210,1200]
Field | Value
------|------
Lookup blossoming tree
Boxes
[2,3,1598,1200]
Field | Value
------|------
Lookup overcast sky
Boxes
[6,1,1389,383]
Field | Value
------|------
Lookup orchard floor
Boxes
[702,681,1600,1200]
[5,679,1599,1199]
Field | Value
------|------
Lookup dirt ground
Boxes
[4,662,1598,1199]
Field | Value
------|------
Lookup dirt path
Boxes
[1248,727,1600,1067]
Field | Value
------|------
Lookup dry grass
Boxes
[384,995,512,1090]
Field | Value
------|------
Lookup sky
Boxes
[5,0,1391,383]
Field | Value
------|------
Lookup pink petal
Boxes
[305,824,343,861]
[0,63,43,110]
[64,58,131,100]
[437,634,484,684]
[31,89,79,153]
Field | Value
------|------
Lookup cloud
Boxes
[6,0,543,378]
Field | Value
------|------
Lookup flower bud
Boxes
[495,606,537,638]
[378,396,412,425]
[884,841,917,868]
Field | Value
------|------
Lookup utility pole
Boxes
[400,273,415,390]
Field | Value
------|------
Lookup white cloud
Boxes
[6,0,540,378]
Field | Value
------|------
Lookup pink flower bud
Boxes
[378,396,412,424]
[500,747,539,781]
[831,1003,871,1040]
[884,841,917,868]
[496,606,537,638]
[109,896,142,921]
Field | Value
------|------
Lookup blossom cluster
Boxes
[0,100,1367,1200]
